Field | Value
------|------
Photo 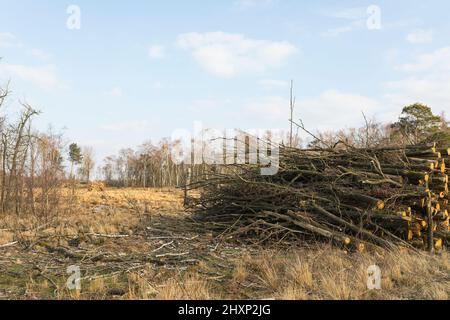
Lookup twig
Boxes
[88,233,129,238]
[155,252,189,258]
[0,241,18,249]
[151,240,174,253]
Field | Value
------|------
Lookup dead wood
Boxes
[187,143,450,251]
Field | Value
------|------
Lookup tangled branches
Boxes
[187,144,450,252]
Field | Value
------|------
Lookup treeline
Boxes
[309,103,450,149]
[99,103,450,188]
[100,140,197,188]
[2,68,449,202]
[98,131,299,188]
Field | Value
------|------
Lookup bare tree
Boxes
[0,101,39,214]
[100,139,190,188]
[0,76,63,218]
[289,80,295,148]
[79,146,95,182]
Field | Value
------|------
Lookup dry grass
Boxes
[0,230,14,245]
[72,187,185,214]
[223,247,449,300]
[114,245,449,300]
[0,187,448,300]
[156,273,213,300]
[0,187,185,243]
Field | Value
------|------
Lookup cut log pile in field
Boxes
[187,143,450,251]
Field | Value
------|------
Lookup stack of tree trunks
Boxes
[188,143,450,251]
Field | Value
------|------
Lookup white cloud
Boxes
[0,32,21,48]
[384,46,450,113]
[406,29,433,44]
[384,77,450,110]
[0,64,59,89]
[244,90,382,131]
[296,90,382,130]
[397,46,450,72]
[105,87,124,97]
[0,33,59,89]
[148,45,165,59]
[176,32,297,77]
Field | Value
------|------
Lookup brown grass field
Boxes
[0,187,449,300]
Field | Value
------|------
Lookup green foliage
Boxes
[68,143,83,164]
[424,129,450,145]
[391,103,445,144]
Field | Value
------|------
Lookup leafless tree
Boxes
[100,139,192,188]
[0,78,64,219]
[79,146,95,182]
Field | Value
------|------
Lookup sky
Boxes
[1,0,450,163]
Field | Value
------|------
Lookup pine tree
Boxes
[68,143,83,180]
[391,103,442,144]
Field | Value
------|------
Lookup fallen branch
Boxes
[88,233,129,239]
[0,241,18,249]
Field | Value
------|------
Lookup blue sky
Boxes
[1,0,450,162]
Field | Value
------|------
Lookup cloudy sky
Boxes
[0,0,449,160]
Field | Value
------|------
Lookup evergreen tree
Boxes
[391,103,442,144]
[68,143,83,180]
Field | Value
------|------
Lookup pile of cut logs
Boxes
[188,143,450,251]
